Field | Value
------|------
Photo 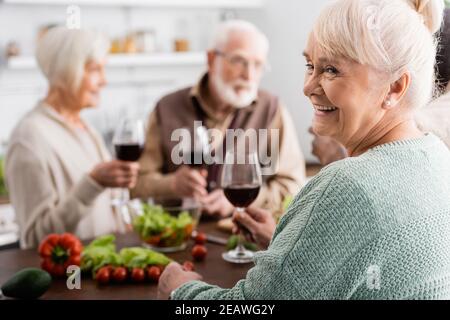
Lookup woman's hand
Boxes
[200,189,234,218]
[157,262,202,300]
[232,207,277,249]
[171,166,208,199]
[90,160,140,188]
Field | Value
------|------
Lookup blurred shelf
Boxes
[2,0,265,9]
[6,52,206,70]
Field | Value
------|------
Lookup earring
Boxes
[385,100,391,106]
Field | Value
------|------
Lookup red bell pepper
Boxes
[38,233,83,277]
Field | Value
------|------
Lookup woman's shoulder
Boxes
[273,159,377,249]
[284,157,381,216]
[287,138,449,224]
[277,154,398,238]
[7,102,65,159]
[311,140,435,187]
[301,157,370,195]
[9,104,50,143]
[280,159,372,224]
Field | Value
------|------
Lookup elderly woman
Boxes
[5,27,139,249]
[158,0,450,300]
[310,7,450,166]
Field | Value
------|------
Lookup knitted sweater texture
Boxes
[173,134,450,300]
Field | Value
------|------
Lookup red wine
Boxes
[223,184,261,208]
[114,143,143,161]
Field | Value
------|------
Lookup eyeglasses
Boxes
[214,50,270,74]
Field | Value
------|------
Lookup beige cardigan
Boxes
[5,102,124,248]
[416,91,450,148]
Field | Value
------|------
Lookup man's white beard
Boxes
[211,71,258,109]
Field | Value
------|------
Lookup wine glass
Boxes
[221,150,262,264]
[111,118,145,225]
[183,125,210,169]
[181,125,216,194]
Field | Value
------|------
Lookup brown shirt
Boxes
[131,74,306,213]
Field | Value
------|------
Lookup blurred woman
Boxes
[415,8,450,143]
[158,0,450,300]
[5,27,139,249]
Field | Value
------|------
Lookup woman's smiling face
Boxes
[303,34,390,148]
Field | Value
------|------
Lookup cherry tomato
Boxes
[192,245,207,261]
[156,265,166,273]
[106,265,114,272]
[147,266,161,283]
[194,232,207,245]
[112,267,128,283]
[131,268,145,282]
[182,261,195,271]
[145,235,161,246]
[96,266,111,285]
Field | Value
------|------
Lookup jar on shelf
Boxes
[124,34,138,54]
[5,42,20,59]
[110,37,123,54]
[135,30,157,53]
[173,19,190,52]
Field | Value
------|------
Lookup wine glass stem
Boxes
[236,207,246,255]
[121,188,130,204]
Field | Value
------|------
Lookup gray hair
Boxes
[313,0,444,109]
[209,19,269,54]
[36,27,110,94]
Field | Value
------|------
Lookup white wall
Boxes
[0,3,219,150]
[236,0,329,163]
[0,1,328,162]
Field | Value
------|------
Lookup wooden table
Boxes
[0,221,252,300]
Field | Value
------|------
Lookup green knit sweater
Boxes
[173,134,450,300]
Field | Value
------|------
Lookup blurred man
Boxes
[131,20,306,218]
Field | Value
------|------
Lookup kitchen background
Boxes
[0,0,330,248]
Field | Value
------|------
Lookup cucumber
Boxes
[1,268,52,299]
